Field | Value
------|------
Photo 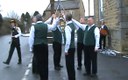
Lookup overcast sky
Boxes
[0,0,94,17]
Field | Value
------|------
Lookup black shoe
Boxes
[59,65,63,68]
[77,66,81,70]
[3,61,9,65]
[83,73,90,76]
[55,67,61,70]
[32,67,39,74]
[17,62,22,64]
[32,70,39,74]
[91,74,97,77]
[99,48,101,49]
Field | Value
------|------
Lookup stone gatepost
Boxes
[119,0,128,52]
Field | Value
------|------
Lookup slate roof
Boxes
[45,0,79,11]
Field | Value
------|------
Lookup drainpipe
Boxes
[88,0,90,16]
[98,0,101,21]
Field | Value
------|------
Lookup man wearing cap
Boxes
[29,14,58,80]
[3,19,22,65]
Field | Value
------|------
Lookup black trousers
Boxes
[84,45,97,75]
[77,42,84,67]
[65,48,75,80]
[99,35,106,49]
[32,54,38,74]
[6,42,21,64]
[33,44,48,80]
[53,42,62,67]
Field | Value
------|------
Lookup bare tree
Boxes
[0,5,3,27]
[7,10,19,20]
[33,11,39,16]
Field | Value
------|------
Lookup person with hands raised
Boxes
[73,17,100,77]
[29,13,58,80]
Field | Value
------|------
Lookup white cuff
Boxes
[29,48,33,52]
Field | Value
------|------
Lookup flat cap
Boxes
[10,19,16,23]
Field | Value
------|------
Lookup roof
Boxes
[45,0,79,11]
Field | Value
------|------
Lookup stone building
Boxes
[43,0,85,21]
[43,0,85,43]
[94,0,128,53]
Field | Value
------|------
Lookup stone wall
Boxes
[94,0,128,53]
[120,0,128,52]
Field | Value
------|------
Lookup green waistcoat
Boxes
[68,23,75,48]
[34,22,48,45]
[77,28,84,43]
[83,25,96,46]
[52,27,62,43]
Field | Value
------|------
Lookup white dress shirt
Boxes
[29,23,35,52]
[64,21,74,53]
[12,26,21,38]
[101,25,104,29]
[72,19,87,30]
[9,26,21,45]
[29,18,57,52]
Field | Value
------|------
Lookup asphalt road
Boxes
[0,35,128,80]
[0,35,32,80]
